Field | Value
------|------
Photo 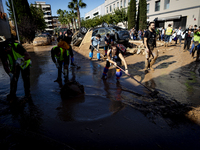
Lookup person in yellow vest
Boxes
[0,39,31,100]
[164,24,173,47]
[51,45,70,82]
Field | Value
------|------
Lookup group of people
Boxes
[160,24,200,61]
[1,21,199,101]
[0,29,75,101]
[129,27,147,41]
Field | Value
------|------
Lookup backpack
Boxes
[117,44,126,55]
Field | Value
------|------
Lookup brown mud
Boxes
[0,40,200,149]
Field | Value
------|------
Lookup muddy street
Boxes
[0,42,200,149]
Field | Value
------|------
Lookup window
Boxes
[164,0,170,9]
[155,0,160,11]
[93,12,99,16]
[99,29,106,36]
[117,2,119,8]
[124,0,126,7]
[107,7,108,13]
[147,4,149,13]
[120,0,122,8]
[113,4,115,10]
[110,5,112,12]
[92,30,98,36]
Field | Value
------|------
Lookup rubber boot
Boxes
[196,53,199,62]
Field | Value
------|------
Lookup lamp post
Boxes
[11,0,20,43]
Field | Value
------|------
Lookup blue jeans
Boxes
[161,34,164,41]
[165,35,170,43]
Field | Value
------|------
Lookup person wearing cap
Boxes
[90,34,101,60]
[57,29,75,67]
[104,33,113,57]
[0,39,31,100]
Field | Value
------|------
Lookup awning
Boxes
[157,15,182,21]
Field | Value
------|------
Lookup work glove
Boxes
[15,58,24,66]
[55,62,60,68]
[71,57,74,63]
[8,72,14,81]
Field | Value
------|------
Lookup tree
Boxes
[139,0,147,30]
[68,10,77,33]
[57,9,70,28]
[114,8,128,28]
[128,0,136,30]
[6,0,46,42]
[68,0,86,29]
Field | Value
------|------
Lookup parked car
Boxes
[33,34,51,46]
[92,26,130,47]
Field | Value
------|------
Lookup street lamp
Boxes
[11,0,20,43]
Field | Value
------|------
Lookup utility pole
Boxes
[11,0,20,43]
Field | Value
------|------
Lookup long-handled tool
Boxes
[91,45,159,97]
[90,45,105,58]
[115,65,159,97]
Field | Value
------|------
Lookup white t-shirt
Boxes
[177,29,182,35]
[162,29,165,35]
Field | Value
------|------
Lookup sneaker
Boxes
[71,63,76,67]
[101,75,107,80]
[144,69,149,74]
[150,67,155,71]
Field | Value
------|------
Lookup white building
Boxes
[85,0,200,29]
[32,1,53,33]
[85,3,105,19]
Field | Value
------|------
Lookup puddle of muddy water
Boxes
[1,44,200,149]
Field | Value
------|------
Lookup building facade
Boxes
[85,0,200,29]
[0,0,11,39]
[33,1,53,33]
[85,3,105,19]
[147,0,200,29]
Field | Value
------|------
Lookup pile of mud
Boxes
[60,81,84,99]
[126,96,191,117]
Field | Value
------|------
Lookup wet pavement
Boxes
[0,43,200,149]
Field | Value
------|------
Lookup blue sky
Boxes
[2,0,104,17]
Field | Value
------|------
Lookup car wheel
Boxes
[102,22,109,27]
[80,27,88,35]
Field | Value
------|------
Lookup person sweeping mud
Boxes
[0,39,31,101]
[144,22,158,73]
[51,45,70,82]
[101,45,128,80]
[57,30,75,66]
[89,34,101,60]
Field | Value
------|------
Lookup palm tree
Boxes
[57,9,71,29]
[68,0,86,29]
[68,10,77,33]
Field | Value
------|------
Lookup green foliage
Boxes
[6,0,46,42]
[128,0,136,30]
[68,0,87,28]
[139,0,147,30]
[81,9,128,29]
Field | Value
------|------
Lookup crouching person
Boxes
[0,39,31,100]
[101,45,128,80]
[51,46,70,82]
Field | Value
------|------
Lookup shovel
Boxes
[115,65,159,98]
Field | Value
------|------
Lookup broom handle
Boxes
[115,65,153,92]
